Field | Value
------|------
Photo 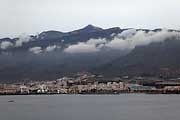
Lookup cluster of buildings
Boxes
[1,73,180,95]
[0,72,129,95]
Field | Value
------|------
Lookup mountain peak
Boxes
[70,24,103,34]
[83,24,103,31]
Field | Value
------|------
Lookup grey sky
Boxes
[0,0,180,38]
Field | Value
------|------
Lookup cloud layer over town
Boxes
[1,29,180,54]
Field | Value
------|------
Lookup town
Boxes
[1,72,180,95]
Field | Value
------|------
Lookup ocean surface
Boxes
[0,94,180,120]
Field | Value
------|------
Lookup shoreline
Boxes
[1,92,180,96]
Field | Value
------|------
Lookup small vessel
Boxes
[8,100,15,102]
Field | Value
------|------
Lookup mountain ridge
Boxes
[0,25,180,83]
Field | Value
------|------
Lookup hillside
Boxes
[0,25,180,83]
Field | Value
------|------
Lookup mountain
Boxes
[0,25,123,52]
[0,25,180,83]
[38,30,65,40]
[92,38,180,78]
[0,25,125,83]
[70,24,103,34]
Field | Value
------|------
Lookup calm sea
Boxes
[0,94,179,120]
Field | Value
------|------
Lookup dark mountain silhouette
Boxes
[0,25,180,83]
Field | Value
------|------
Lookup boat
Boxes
[8,100,15,102]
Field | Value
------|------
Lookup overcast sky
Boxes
[0,0,180,38]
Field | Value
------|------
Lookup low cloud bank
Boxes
[15,34,32,47]
[0,41,13,50]
[64,29,180,53]
[29,45,61,54]
[64,42,99,53]
[45,45,57,52]
[108,29,180,51]
[64,38,107,53]
[0,34,32,50]
[29,46,43,54]
[1,29,180,54]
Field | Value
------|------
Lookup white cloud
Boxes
[86,38,107,45]
[106,38,134,50]
[64,29,180,53]
[117,29,137,38]
[105,29,180,50]
[64,38,107,53]
[0,41,13,50]
[110,33,116,37]
[29,46,42,54]
[15,34,32,47]
[64,42,100,53]
[45,45,57,52]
